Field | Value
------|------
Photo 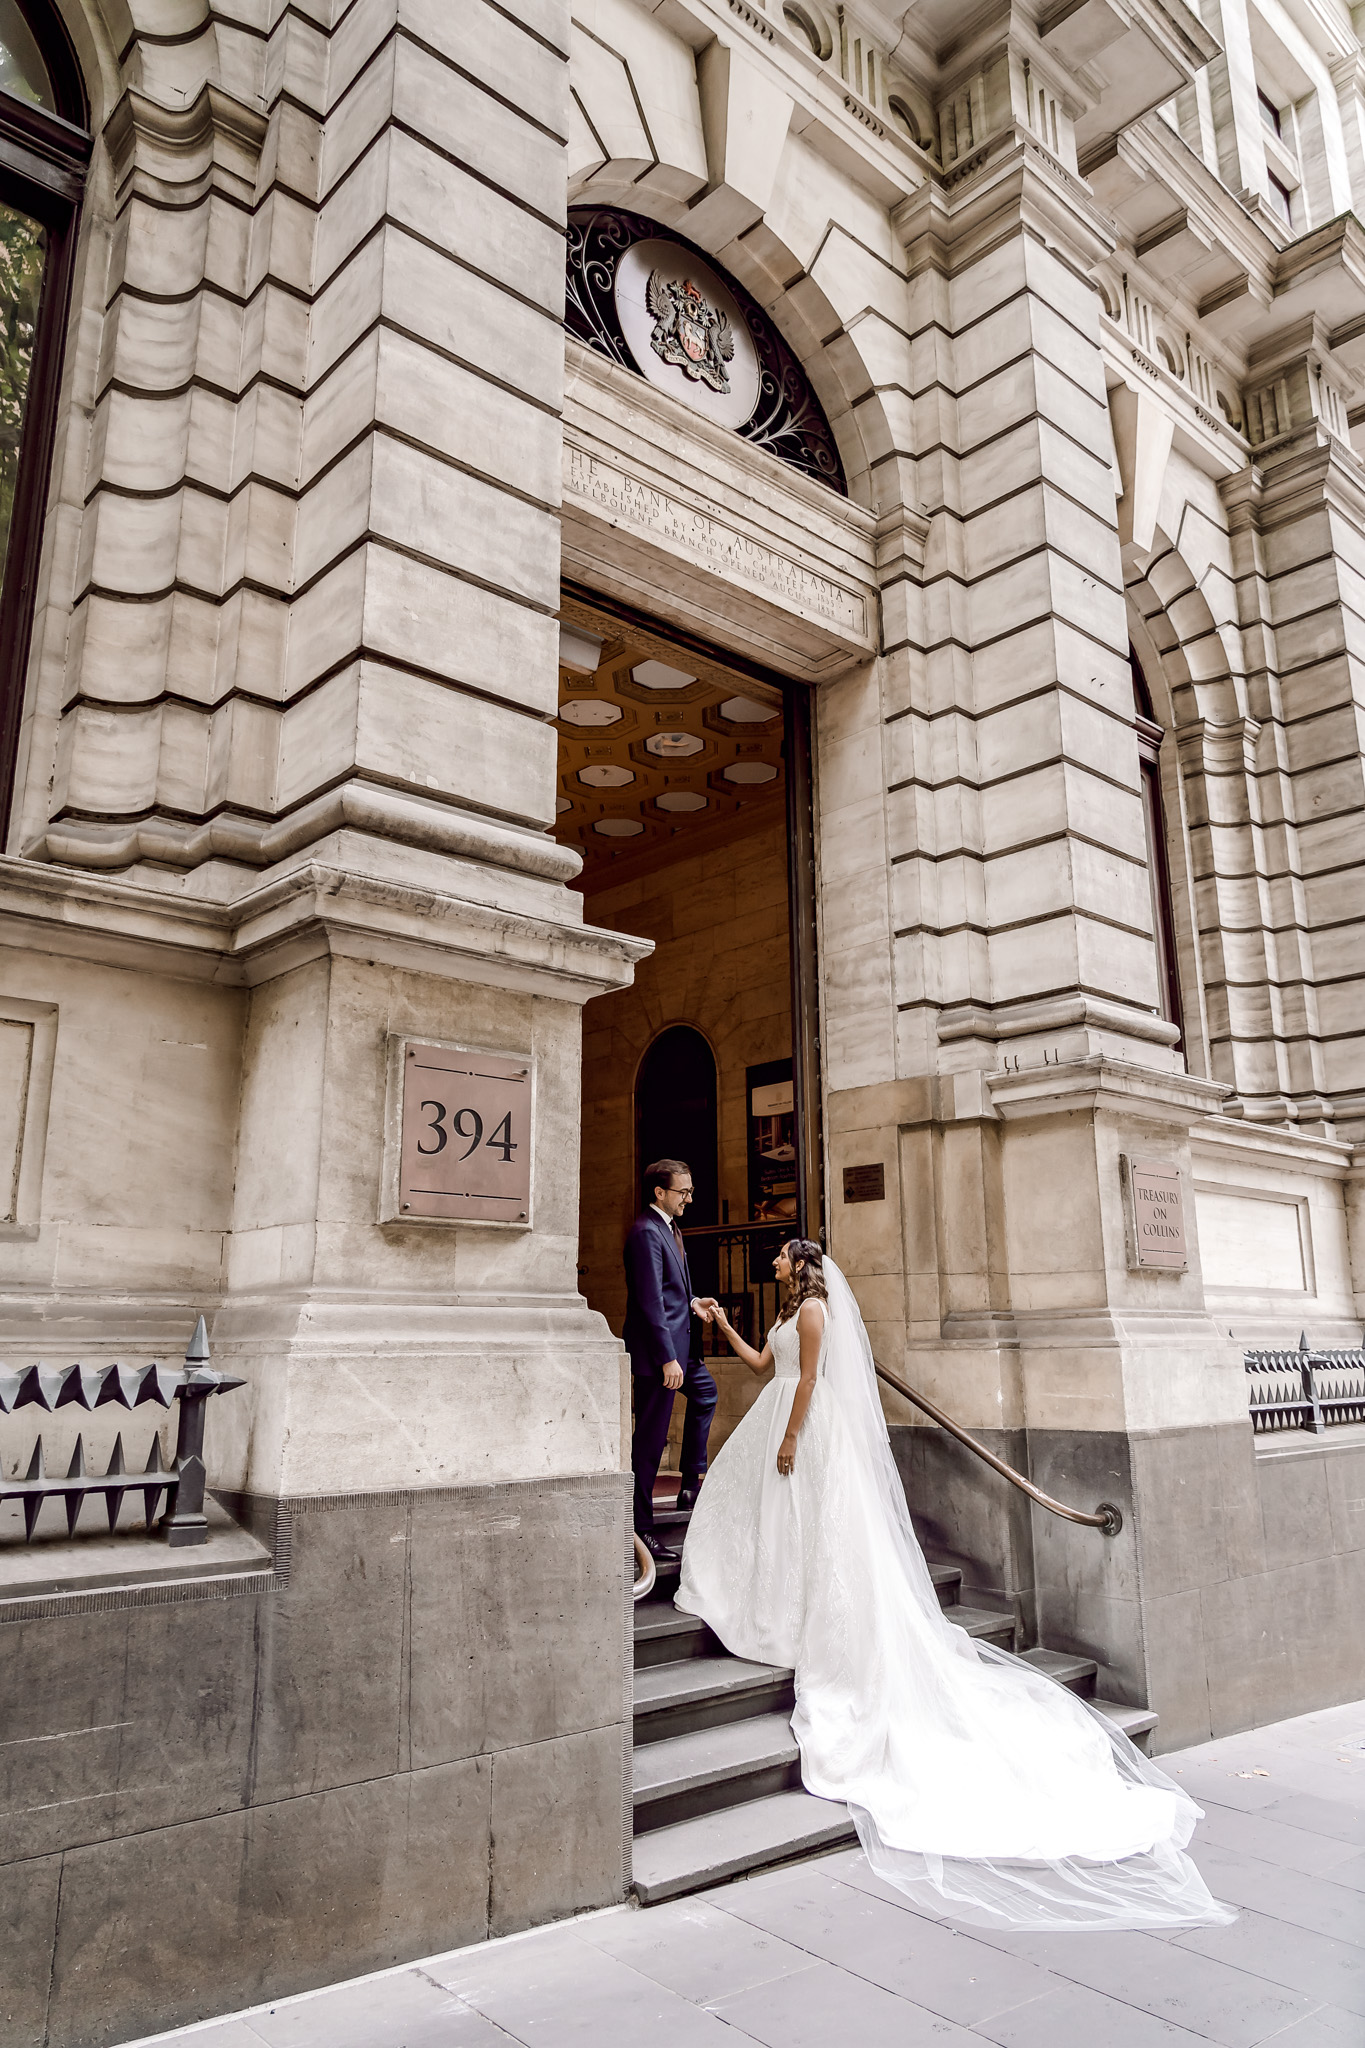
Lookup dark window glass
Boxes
[1257,88,1281,138]
[0,202,46,579]
[1268,171,1294,227]
[0,1,87,842]
[1130,649,1184,1052]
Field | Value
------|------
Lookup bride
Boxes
[676,1238,1234,1932]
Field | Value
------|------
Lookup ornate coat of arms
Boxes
[645,271,735,393]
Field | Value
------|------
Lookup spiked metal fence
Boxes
[1244,1334,1365,1436]
[0,1317,242,1547]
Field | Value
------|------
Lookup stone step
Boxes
[1017,1645,1098,1695]
[1091,1697,1160,1752]
[633,1606,716,1670]
[633,1712,800,1834]
[929,1562,962,1608]
[651,1507,691,1535]
[949,1604,1015,1648]
[644,1554,962,1608]
[631,1788,855,1906]
[633,1654,795,1747]
[638,1551,682,1603]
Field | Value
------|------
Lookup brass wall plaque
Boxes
[397,1043,532,1224]
[1127,1157,1187,1270]
[842,1162,886,1204]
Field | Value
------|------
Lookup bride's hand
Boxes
[777,1434,797,1477]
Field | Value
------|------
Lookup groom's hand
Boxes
[662,1359,684,1390]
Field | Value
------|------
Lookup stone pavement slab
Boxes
[127,1699,1365,2048]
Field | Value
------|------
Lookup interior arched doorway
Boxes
[635,1023,719,1298]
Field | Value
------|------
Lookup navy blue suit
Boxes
[624,1209,717,1535]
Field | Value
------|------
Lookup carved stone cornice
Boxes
[894,134,1115,275]
[103,84,268,206]
[0,854,650,1001]
[1220,431,1365,533]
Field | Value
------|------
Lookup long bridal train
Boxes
[675,1260,1234,1932]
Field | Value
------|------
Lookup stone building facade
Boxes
[1,0,1364,2040]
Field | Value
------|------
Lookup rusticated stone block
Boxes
[489,1722,629,1936]
[0,1852,61,2048]
[44,1759,491,2048]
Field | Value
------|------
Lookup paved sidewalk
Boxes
[140,1701,1365,2048]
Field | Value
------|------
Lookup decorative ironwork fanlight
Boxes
[566,207,847,496]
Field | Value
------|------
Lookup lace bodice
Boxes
[769,1306,826,1377]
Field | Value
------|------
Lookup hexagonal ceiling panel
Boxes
[557,598,786,886]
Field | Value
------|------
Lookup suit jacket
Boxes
[623,1209,697,1377]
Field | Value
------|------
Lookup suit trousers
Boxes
[631,1354,717,1535]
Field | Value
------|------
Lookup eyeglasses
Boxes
[666,1187,694,1200]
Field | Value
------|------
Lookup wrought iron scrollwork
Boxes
[565,207,847,496]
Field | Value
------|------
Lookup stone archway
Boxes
[1124,532,1324,1117]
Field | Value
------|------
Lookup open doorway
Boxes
[558,591,820,1461]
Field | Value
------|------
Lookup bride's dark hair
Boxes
[777,1238,828,1322]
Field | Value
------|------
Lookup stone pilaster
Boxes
[1220,434,1365,1135]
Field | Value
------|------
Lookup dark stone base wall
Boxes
[893,1421,1365,1753]
[0,1473,631,2048]
[891,1424,1036,1636]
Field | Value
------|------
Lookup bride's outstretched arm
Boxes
[777,1300,825,1476]
[693,1299,771,1375]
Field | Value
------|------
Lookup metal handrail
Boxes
[873,1359,1123,1537]
[632,1533,656,1602]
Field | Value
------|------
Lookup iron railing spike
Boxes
[106,1432,126,1477]
[185,1315,209,1367]
[66,1435,85,1479]
[0,1370,20,1416]
[25,1436,44,1481]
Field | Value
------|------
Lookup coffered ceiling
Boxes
[557,597,786,890]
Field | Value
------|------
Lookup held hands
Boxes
[777,1433,797,1477]
[692,1296,725,1329]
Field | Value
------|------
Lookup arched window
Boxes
[0,0,89,841]
[1131,647,1184,1053]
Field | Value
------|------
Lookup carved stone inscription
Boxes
[399,1044,531,1224]
[566,446,870,641]
[1127,1157,1187,1271]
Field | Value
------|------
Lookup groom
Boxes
[625,1157,717,1563]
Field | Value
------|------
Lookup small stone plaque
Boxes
[1127,1157,1187,1270]
[842,1162,886,1204]
[397,1044,531,1224]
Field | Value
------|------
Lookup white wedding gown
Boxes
[675,1263,1234,1931]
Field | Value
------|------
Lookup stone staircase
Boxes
[631,1494,1159,1906]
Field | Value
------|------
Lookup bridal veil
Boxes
[800,1259,1233,1931]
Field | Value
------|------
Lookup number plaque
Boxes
[391,1041,532,1225]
